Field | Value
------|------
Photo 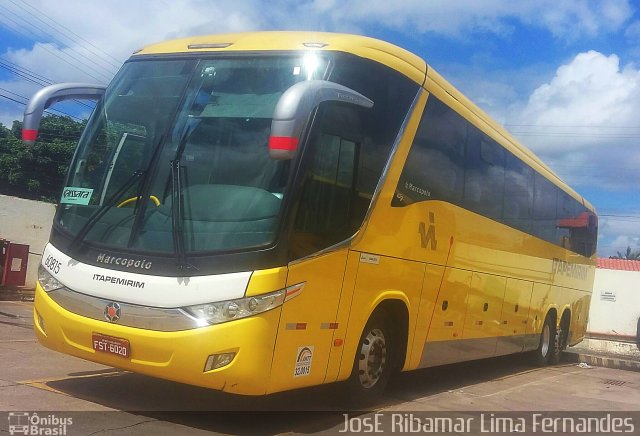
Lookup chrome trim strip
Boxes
[48,287,202,332]
[288,88,424,266]
[418,334,539,368]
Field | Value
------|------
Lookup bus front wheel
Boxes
[345,309,394,404]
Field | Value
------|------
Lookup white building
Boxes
[588,258,640,346]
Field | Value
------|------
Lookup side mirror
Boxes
[22,83,107,146]
[268,80,373,160]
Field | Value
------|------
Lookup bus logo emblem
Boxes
[419,212,437,250]
[104,302,121,322]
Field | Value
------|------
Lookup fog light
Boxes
[36,311,46,334]
[204,352,236,372]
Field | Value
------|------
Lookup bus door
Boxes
[268,104,364,392]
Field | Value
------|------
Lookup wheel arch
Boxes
[338,292,411,380]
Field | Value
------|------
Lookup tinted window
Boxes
[464,131,505,220]
[532,174,558,243]
[294,130,357,235]
[290,55,418,259]
[504,153,533,233]
[393,96,465,206]
[393,94,597,257]
[330,54,419,197]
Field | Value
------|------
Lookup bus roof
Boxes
[135,31,594,213]
[135,31,427,85]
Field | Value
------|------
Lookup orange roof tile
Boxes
[597,258,640,272]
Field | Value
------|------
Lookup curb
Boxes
[565,347,640,372]
[575,353,640,371]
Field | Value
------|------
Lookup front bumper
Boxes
[33,284,281,395]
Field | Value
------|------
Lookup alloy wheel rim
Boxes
[541,323,551,357]
[358,328,387,388]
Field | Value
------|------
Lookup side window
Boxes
[393,96,466,206]
[532,174,558,243]
[464,130,505,220]
[556,192,598,256]
[330,54,418,199]
[392,94,596,257]
[289,55,418,260]
[556,192,575,248]
[290,105,360,258]
[504,152,533,233]
[294,133,357,235]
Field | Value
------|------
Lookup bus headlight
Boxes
[183,282,304,326]
[37,265,65,292]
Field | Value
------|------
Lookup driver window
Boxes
[290,106,359,259]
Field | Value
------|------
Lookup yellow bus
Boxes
[25,32,597,402]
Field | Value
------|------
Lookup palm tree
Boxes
[610,246,640,260]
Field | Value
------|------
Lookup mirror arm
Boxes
[269,80,373,160]
[22,83,107,146]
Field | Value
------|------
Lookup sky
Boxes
[0,0,639,258]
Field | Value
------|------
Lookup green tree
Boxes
[0,115,85,202]
[610,246,640,260]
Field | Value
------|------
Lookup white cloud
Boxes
[0,0,273,125]
[304,0,632,40]
[0,0,632,90]
[606,234,640,256]
[503,50,640,191]
[516,51,640,132]
[590,210,640,258]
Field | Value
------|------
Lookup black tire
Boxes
[534,313,556,366]
[548,327,562,365]
[549,314,569,364]
[344,309,395,406]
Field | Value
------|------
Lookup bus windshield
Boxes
[57,55,328,254]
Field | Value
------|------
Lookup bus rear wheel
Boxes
[534,314,556,366]
[345,309,394,405]
[549,313,570,364]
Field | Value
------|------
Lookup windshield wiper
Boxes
[70,134,166,254]
[68,169,145,253]
[170,159,187,271]
[170,120,199,275]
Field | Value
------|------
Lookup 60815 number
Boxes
[44,255,61,274]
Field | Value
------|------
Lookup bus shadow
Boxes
[384,353,541,405]
[43,353,546,434]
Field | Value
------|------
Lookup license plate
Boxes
[92,333,130,358]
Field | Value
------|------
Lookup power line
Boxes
[0,4,113,82]
[0,59,51,86]
[0,93,27,106]
[0,59,96,111]
[505,124,640,129]
[10,0,122,68]
[0,93,85,121]
[0,86,28,102]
